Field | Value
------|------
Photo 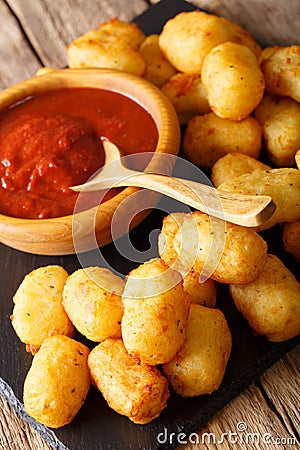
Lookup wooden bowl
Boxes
[0,68,181,255]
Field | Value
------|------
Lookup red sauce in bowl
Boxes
[0,87,158,219]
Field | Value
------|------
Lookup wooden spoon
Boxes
[71,141,276,227]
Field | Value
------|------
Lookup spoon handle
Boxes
[114,172,275,227]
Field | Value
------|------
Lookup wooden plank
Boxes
[181,345,300,450]
[6,0,149,69]
[150,0,300,46]
[0,395,51,450]
[0,1,40,88]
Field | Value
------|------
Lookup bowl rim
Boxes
[0,68,181,252]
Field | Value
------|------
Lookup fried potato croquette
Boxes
[296,149,300,169]
[121,258,190,365]
[158,212,188,273]
[259,45,300,102]
[219,168,300,230]
[211,153,270,187]
[182,270,217,307]
[254,95,298,125]
[88,339,169,424]
[158,213,216,307]
[161,73,210,124]
[283,220,300,262]
[99,17,145,49]
[183,112,262,168]
[229,255,300,342]
[11,266,73,354]
[223,18,261,58]
[263,99,300,166]
[163,304,232,397]
[67,19,146,76]
[62,267,124,342]
[139,34,177,87]
[174,212,268,284]
[159,11,233,74]
[24,335,90,428]
[201,42,265,120]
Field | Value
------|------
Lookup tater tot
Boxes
[88,339,169,424]
[183,112,262,168]
[11,266,73,354]
[296,149,300,169]
[283,220,300,262]
[67,28,145,76]
[229,255,300,342]
[211,153,270,187]
[24,335,90,428]
[62,267,124,342]
[183,271,217,307]
[158,212,188,273]
[263,100,300,166]
[158,213,216,306]
[201,42,265,120]
[121,258,190,365]
[222,18,261,58]
[158,11,232,74]
[161,73,210,124]
[99,17,145,49]
[174,212,268,284]
[259,45,300,102]
[163,304,232,397]
[254,95,298,125]
[139,34,177,87]
[219,168,300,230]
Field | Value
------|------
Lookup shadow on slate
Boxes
[0,1,299,449]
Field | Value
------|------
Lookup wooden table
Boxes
[0,1,299,449]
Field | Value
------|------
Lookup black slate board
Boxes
[0,1,299,449]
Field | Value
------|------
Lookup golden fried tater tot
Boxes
[201,42,265,120]
[161,73,210,124]
[122,258,189,365]
[182,270,217,307]
[211,152,270,187]
[259,45,300,102]
[283,220,300,262]
[174,212,268,284]
[230,254,300,342]
[24,335,90,428]
[11,265,73,354]
[88,339,169,424]
[67,28,145,76]
[296,149,300,169]
[158,11,232,74]
[163,304,232,397]
[158,212,188,273]
[139,34,177,87]
[62,267,124,342]
[183,112,262,168]
[99,17,145,49]
[158,213,216,306]
[254,95,298,125]
[263,100,300,166]
[219,168,300,230]
[223,19,261,58]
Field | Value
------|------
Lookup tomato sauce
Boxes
[0,88,158,219]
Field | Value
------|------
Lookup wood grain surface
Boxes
[0,1,299,449]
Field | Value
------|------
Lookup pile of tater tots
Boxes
[12,10,300,428]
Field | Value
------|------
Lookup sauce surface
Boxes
[0,87,158,219]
